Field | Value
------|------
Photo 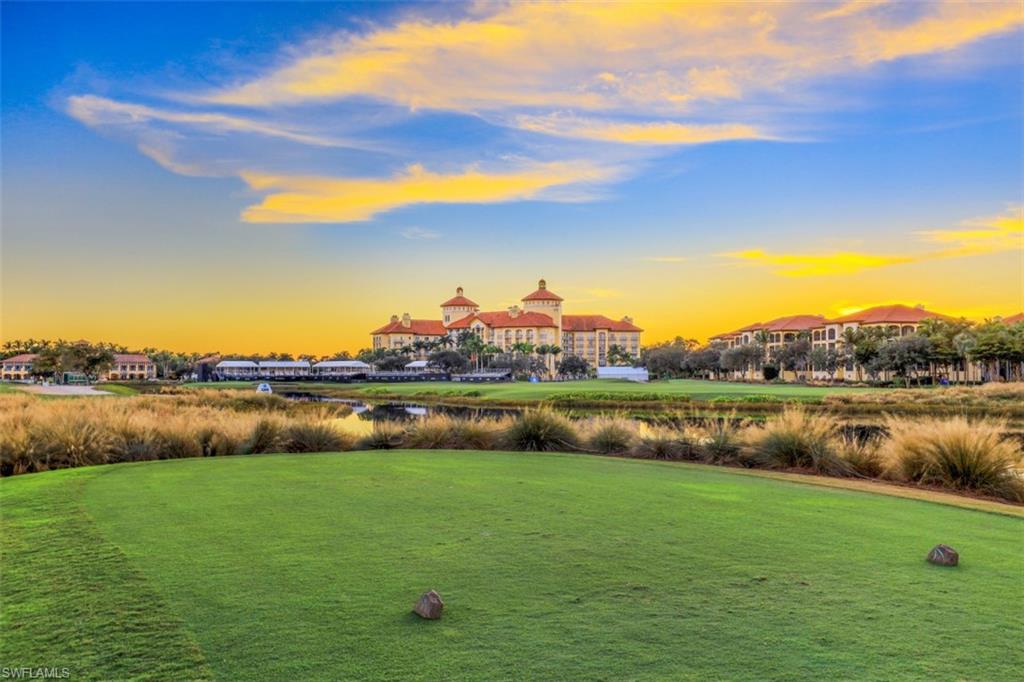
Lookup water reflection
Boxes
[283,391,887,441]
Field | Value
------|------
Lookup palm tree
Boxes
[536,344,551,378]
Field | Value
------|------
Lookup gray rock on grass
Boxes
[926,544,959,566]
[413,590,444,619]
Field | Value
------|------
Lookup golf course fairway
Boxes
[2,451,1021,680]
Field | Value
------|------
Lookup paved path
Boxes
[17,384,113,396]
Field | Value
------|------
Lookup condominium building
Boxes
[0,352,157,381]
[1,354,37,381]
[106,354,157,381]
[371,279,642,368]
[710,304,957,381]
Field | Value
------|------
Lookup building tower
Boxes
[521,279,563,328]
[440,286,479,327]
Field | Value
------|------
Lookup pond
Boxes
[280,391,888,440]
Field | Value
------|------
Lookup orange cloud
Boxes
[205,1,1021,116]
[240,162,616,223]
[916,205,1023,257]
[723,205,1023,277]
[723,249,914,277]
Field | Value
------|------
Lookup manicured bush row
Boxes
[1,394,1021,503]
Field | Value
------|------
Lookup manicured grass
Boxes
[92,383,139,396]
[190,378,875,402]
[2,452,1021,679]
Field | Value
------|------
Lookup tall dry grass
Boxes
[880,416,1024,502]
[0,392,354,475]
[3,392,1022,504]
[745,407,851,476]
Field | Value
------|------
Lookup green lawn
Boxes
[92,383,140,396]
[2,452,1021,680]
[190,378,875,402]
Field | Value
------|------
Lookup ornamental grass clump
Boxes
[881,416,1024,502]
[834,433,885,478]
[747,407,850,475]
[404,414,459,449]
[630,427,688,460]
[583,416,638,454]
[698,415,749,466]
[244,418,288,454]
[449,416,509,450]
[286,420,355,453]
[356,421,407,450]
[502,409,579,452]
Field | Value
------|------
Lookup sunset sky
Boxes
[2,1,1022,355]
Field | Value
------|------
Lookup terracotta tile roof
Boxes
[826,304,953,325]
[447,310,557,329]
[371,319,448,336]
[762,314,826,332]
[440,287,478,308]
[2,353,38,363]
[562,314,643,332]
[710,322,763,339]
[1001,312,1024,325]
[114,354,153,363]
[521,278,563,302]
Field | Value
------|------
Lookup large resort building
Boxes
[709,304,988,381]
[371,279,642,368]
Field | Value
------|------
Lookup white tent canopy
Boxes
[596,366,649,382]
[314,361,371,369]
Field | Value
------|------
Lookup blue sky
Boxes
[2,1,1022,353]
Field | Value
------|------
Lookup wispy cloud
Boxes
[67,94,340,147]
[814,1,890,22]
[239,161,617,223]
[400,226,440,240]
[516,115,771,146]
[722,205,1023,277]
[916,205,1023,257]
[65,2,1023,224]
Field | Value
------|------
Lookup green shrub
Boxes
[881,416,1024,502]
[502,409,579,451]
[747,407,850,475]
[584,417,637,454]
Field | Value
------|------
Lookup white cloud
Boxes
[400,226,441,240]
